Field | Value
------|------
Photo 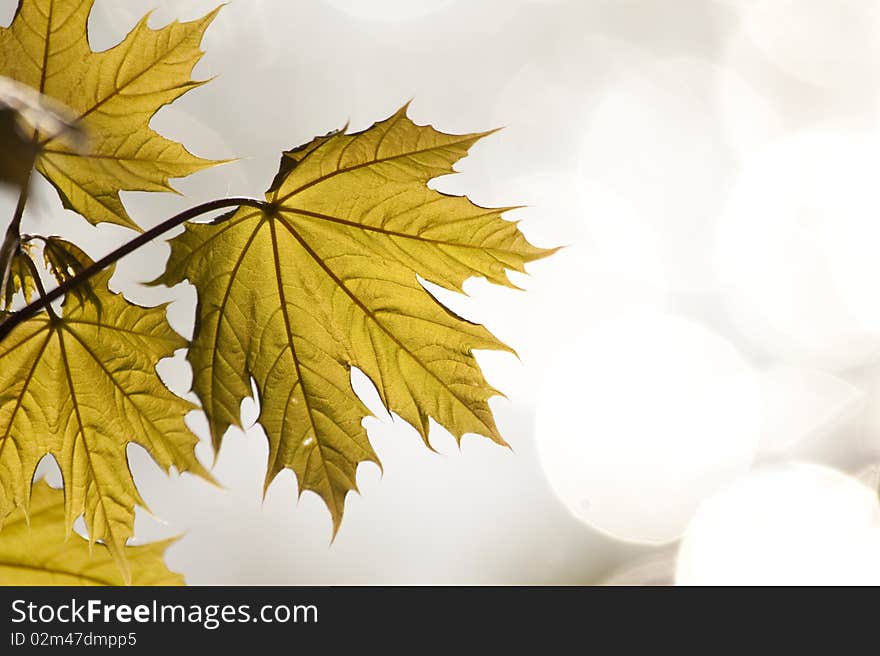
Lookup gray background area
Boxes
[5,0,880,584]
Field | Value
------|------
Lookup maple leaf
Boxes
[42,236,91,283]
[1,236,93,311]
[159,106,555,529]
[0,479,183,585]
[1,243,35,310]
[0,0,223,230]
[0,264,211,582]
[41,235,101,309]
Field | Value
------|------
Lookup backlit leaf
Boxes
[1,243,36,310]
[0,266,211,582]
[0,479,183,586]
[0,0,224,229]
[160,106,555,530]
[41,236,101,309]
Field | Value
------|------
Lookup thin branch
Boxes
[9,172,30,232]
[0,196,268,341]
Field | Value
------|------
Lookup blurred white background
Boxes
[7,0,880,584]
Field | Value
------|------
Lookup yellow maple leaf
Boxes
[1,243,36,310]
[160,106,555,530]
[0,479,183,586]
[0,261,211,582]
[0,0,223,229]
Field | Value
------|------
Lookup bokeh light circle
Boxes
[714,129,880,370]
[536,311,760,544]
[676,463,880,585]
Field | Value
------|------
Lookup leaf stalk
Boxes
[21,249,57,320]
[0,174,31,303]
[0,196,268,341]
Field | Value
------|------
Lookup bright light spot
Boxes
[676,463,880,585]
[324,0,455,22]
[535,311,760,544]
[714,129,880,370]
[498,239,666,402]
[579,58,737,292]
[820,138,880,336]
[739,0,880,90]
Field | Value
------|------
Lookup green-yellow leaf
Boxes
[0,0,224,229]
[0,479,183,585]
[160,106,555,530]
[0,266,211,582]
[41,236,101,309]
[1,244,36,310]
[42,236,91,285]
